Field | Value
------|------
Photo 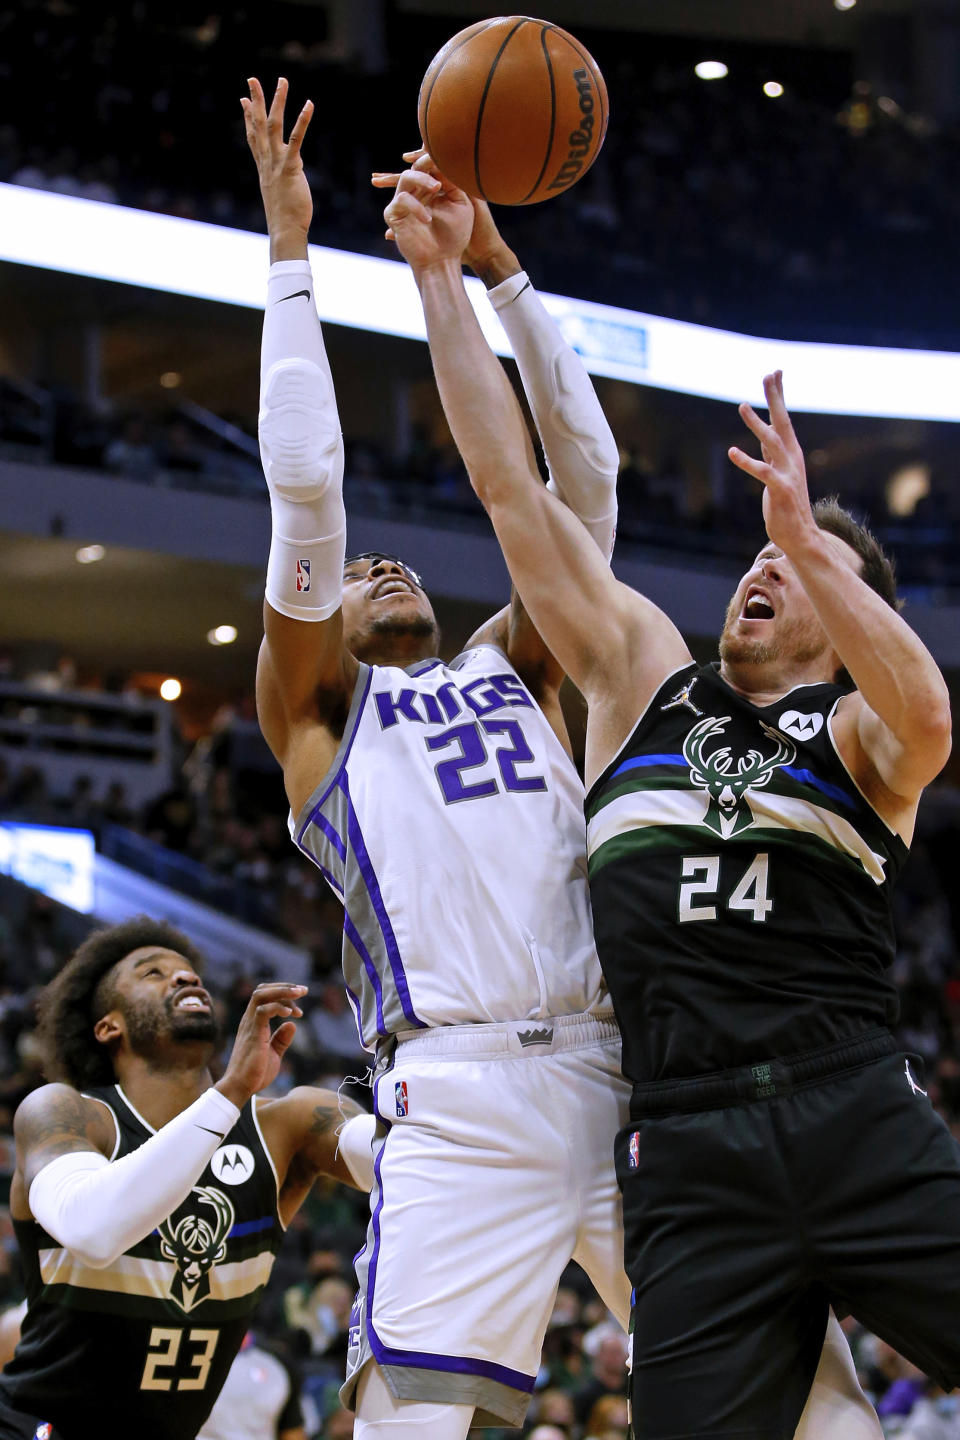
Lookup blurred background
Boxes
[2,1,960,1436]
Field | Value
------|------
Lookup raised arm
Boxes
[383,169,689,774]
[375,154,619,560]
[730,372,951,822]
[375,157,619,749]
[242,78,357,790]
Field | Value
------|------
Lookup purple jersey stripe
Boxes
[366,1075,535,1395]
[343,912,386,1037]
[296,667,373,845]
[314,812,347,861]
[343,978,367,1049]
[342,775,425,1030]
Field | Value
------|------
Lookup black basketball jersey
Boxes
[0,1086,284,1440]
[585,662,907,1085]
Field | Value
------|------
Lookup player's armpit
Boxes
[14,1084,115,1192]
[256,626,357,807]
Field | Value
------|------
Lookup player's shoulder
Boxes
[14,1082,115,1151]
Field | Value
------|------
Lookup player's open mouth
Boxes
[174,991,211,1012]
[371,579,415,599]
[741,586,775,622]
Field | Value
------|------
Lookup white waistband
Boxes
[391,1010,620,1059]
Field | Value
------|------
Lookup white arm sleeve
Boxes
[260,259,347,621]
[488,270,619,560]
[28,1087,241,1269]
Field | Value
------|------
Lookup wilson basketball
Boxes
[417,16,608,206]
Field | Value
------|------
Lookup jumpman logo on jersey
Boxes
[661,678,704,717]
[904,1059,928,1097]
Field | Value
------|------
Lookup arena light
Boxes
[834,0,857,10]
[75,543,105,564]
[764,81,785,99]
[3,183,960,423]
[695,61,728,80]
[159,677,182,701]
[207,624,238,645]
[0,824,95,913]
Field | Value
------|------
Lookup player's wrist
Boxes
[412,255,468,286]
[469,245,521,289]
[268,226,311,263]
[215,1074,255,1110]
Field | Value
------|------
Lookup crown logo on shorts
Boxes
[518,1027,554,1048]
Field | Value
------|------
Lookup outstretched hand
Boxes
[728,372,819,555]
[378,152,475,273]
[216,981,308,1108]
[241,76,313,258]
[374,149,510,279]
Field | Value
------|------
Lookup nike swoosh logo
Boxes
[195,1125,227,1139]
[277,289,310,304]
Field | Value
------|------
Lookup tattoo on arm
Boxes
[15,1085,111,1190]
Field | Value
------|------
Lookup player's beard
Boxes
[123,993,221,1058]
[718,593,828,671]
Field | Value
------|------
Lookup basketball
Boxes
[417,16,608,206]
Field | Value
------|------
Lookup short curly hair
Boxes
[37,917,206,1089]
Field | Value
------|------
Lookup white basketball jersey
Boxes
[291,645,607,1047]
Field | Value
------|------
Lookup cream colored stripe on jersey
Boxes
[39,1247,275,1301]
[586,788,887,884]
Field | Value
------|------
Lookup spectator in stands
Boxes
[104,415,159,482]
[572,1326,629,1425]
[583,1393,630,1440]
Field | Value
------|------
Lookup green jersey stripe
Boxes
[588,821,871,882]
[586,789,887,883]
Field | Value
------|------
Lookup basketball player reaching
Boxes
[386,161,959,1440]
[0,916,374,1440]
[243,80,881,1440]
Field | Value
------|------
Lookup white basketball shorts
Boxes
[342,1012,631,1427]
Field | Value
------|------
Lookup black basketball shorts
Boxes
[617,1030,960,1440]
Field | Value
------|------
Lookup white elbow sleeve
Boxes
[260,261,347,622]
[28,1087,241,1269]
[337,1112,376,1190]
[489,270,619,560]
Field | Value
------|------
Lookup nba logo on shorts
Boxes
[34,1426,53,1440]
[296,558,311,592]
[395,1081,409,1118]
[628,1131,640,1170]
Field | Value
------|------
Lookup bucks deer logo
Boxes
[683,715,795,839]
[159,1184,234,1313]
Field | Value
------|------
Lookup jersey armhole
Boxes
[585,659,697,807]
[825,696,903,842]
[80,1093,121,1160]
[251,1096,287,1232]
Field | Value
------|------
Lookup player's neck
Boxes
[719,655,836,708]
[114,1051,216,1130]
[361,635,437,668]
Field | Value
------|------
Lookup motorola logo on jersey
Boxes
[211,1143,255,1185]
[158,1184,235,1313]
[777,710,824,743]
